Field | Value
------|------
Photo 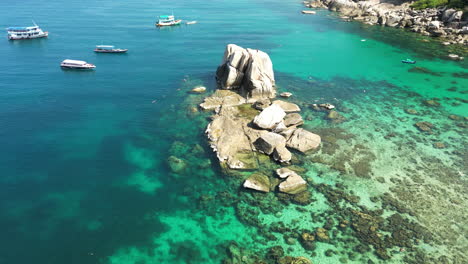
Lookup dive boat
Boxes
[401,59,416,64]
[60,59,96,69]
[94,45,128,53]
[7,23,48,40]
[156,15,182,27]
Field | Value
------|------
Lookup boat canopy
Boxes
[96,45,115,49]
[62,59,87,65]
[159,15,174,19]
[7,26,36,31]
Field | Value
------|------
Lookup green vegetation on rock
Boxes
[411,0,466,9]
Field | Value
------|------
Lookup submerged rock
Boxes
[190,86,207,93]
[286,128,321,153]
[405,108,418,115]
[167,156,187,173]
[326,110,346,123]
[243,173,270,192]
[272,100,301,113]
[216,44,276,100]
[253,104,286,129]
[423,99,440,107]
[415,121,434,132]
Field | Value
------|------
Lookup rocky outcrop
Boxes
[286,128,321,153]
[278,171,308,194]
[205,45,321,171]
[254,132,287,155]
[243,173,271,192]
[206,105,263,169]
[200,90,246,110]
[284,113,304,127]
[272,100,301,113]
[216,44,276,100]
[253,104,286,130]
[306,1,468,45]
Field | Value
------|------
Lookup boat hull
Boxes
[156,20,182,27]
[60,65,96,70]
[8,32,48,40]
[401,61,416,64]
[94,49,128,53]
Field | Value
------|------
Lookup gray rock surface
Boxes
[253,104,286,129]
[286,128,321,153]
[243,173,270,192]
[216,44,276,100]
[276,167,296,178]
[272,100,301,113]
[284,113,304,127]
[278,173,307,194]
[254,132,286,155]
[200,90,246,110]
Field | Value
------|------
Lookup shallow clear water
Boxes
[0,0,467,263]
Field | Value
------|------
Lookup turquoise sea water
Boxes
[1,0,467,263]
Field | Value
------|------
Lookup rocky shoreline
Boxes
[304,0,468,48]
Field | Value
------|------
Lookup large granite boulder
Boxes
[273,146,292,163]
[254,132,286,155]
[286,128,321,153]
[284,113,304,127]
[206,106,263,169]
[278,172,307,194]
[253,104,286,130]
[216,44,276,101]
[200,90,246,110]
[272,100,301,113]
[243,173,270,192]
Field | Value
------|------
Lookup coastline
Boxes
[303,0,468,49]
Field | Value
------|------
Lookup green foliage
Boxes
[411,0,448,9]
[410,0,467,9]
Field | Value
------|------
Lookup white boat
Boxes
[186,21,197,25]
[156,15,182,27]
[7,23,48,40]
[301,10,316,14]
[60,59,96,69]
[94,45,128,53]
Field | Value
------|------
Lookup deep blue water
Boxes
[1,0,467,263]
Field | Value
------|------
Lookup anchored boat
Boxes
[401,59,416,64]
[60,59,96,70]
[156,15,182,27]
[94,45,128,53]
[7,23,48,40]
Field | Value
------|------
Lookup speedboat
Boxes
[94,45,128,53]
[7,23,48,40]
[401,59,416,64]
[60,59,96,69]
[156,15,182,27]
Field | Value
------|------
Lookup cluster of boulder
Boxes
[305,0,468,46]
[202,44,321,195]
